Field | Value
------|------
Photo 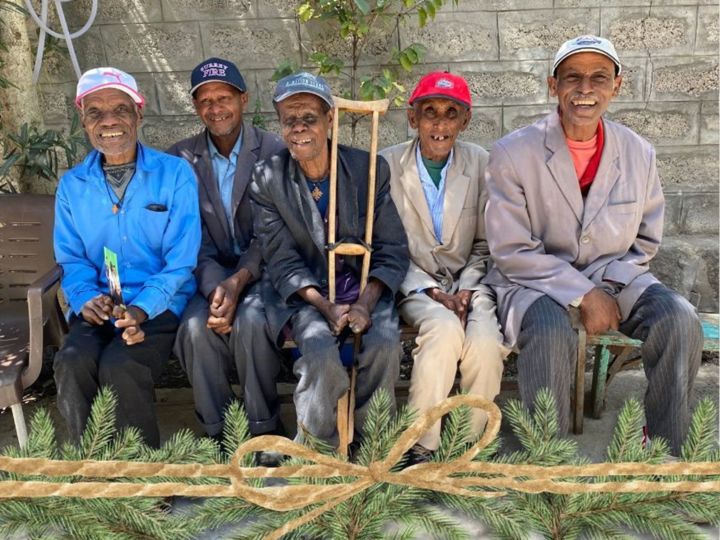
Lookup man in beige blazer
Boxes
[485,36,702,455]
[381,72,507,464]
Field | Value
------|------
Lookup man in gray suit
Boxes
[168,58,286,439]
[485,36,702,454]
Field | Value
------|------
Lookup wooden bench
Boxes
[575,312,719,434]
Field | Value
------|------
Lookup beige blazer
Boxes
[381,139,490,297]
[484,111,663,347]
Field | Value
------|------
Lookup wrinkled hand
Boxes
[579,288,621,335]
[427,288,473,327]
[320,302,350,336]
[113,305,148,345]
[347,303,372,335]
[81,294,113,325]
[207,272,248,335]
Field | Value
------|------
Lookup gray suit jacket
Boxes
[250,145,409,340]
[381,138,490,296]
[167,123,284,299]
[484,111,662,347]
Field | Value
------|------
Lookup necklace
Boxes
[310,184,323,201]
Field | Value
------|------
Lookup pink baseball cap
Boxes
[75,67,145,108]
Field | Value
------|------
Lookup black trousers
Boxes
[53,311,178,447]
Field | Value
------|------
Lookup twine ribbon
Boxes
[1,395,719,540]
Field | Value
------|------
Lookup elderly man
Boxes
[484,36,702,454]
[53,67,201,446]
[380,72,506,464]
[249,72,408,448]
[168,58,286,440]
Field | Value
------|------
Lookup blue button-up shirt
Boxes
[416,143,453,244]
[54,143,201,319]
[207,130,242,237]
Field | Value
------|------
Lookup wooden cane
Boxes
[327,96,389,455]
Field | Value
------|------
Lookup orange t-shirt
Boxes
[566,135,597,180]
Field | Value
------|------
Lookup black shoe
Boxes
[254,450,285,467]
[405,444,433,467]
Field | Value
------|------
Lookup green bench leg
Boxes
[591,345,611,418]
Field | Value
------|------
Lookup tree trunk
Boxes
[0,0,45,193]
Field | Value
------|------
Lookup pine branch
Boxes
[681,398,719,462]
[221,400,251,464]
[79,386,119,459]
[434,400,473,462]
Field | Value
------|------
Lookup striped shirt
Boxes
[415,143,454,244]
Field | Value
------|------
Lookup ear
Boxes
[547,75,558,98]
[407,107,418,130]
[136,105,144,125]
[459,107,472,132]
[612,74,623,97]
[239,91,249,112]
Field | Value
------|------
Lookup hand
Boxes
[579,288,621,335]
[113,305,148,345]
[427,288,473,327]
[347,303,372,335]
[320,302,350,336]
[207,270,250,335]
[81,294,113,325]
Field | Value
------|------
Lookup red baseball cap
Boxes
[408,71,471,108]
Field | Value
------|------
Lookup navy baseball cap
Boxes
[190,57,246,95]
[273,71,334,108]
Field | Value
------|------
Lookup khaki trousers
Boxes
[399,286,507,450]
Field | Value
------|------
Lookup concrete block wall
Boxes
[35,0,719,310]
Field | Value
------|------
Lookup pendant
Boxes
[311,185,323,202]
[112,204,119,214]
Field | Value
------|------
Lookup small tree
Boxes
[274,0,458,141]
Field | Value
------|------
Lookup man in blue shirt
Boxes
[53,67,201,447]
[167,58,286,442]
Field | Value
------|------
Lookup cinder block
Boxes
[651,237,701,301]
[656,145,719,191]
[679,192,720,235]
[694,237,719,312]
[133,73,160,116]
[37,27,106,84]
[451,61,548,106]
[454,0,552,9]
[63,0,162,25]
[696,6,720,55]
[502,105,553,135]
[401,11,498,63]
[341,110,408,150]
[302,18,395,67]
[38,83,75,125]
[661,192,683,236]
[102,23,203,72]
[614,57,647,102]
[462,107,502,149]
[161,0,254,21]
[141,116,203,150]
[498,9,599,60]
[155,72,195,116]
[607,102,700,146]
[700,101,719,145]
[602,7,696,57]
[201,19,301,70]
[649,57,719,101]
[256,0,298,18]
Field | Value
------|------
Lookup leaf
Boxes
[418,6,427,27]
[297,2,315,22]
[353,0,371,15]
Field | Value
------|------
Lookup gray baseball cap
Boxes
[273,71,334,108]
[552,35,622,76]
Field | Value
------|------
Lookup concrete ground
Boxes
[1,363,718,538]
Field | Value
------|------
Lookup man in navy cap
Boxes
[250,72,408,449]
[168,58,286,441]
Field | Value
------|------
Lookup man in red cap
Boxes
[380,72,507,464]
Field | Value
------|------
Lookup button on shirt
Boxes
[207,130,243,244]
[416,143,453,244]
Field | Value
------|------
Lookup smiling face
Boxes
[548,52,622,141]
[276,93,332,178]
[408,97,471,161]
[193,81,248,140]
[80,88,142,165]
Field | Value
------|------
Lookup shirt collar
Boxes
[415,142,454,186]
[207,128,243,163]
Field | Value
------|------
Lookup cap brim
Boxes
[273,89,334,108]
[190,79,246,96]
[76,83,145,108]
[409,93,471,108]
[553,48,622,75]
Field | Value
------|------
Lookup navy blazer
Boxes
[250,144,409,340]
[168,123,285,299]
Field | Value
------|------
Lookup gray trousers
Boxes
[287,295,401,447]
[517,283,702,454]
[174,285,284,437]
[54,311,178,447]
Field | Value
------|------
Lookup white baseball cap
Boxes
[75,67,145,108]
[552,35,622,76]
